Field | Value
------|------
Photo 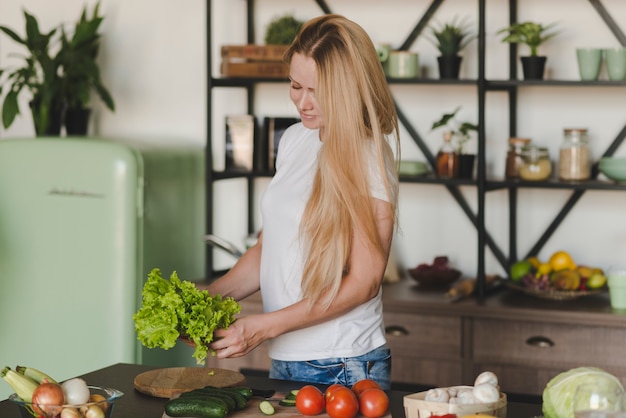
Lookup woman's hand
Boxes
[208,314,269,359]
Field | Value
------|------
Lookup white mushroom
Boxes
[456,388,477,404]
[424,388,450,403]
[474,371,499,387]
[473,383,501,403]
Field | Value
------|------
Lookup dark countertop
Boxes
[0,363,543,418]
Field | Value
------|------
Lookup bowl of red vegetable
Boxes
[9,384,123,418]
[408,256,462,289]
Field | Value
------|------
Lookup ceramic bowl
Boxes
[9,386,123,418]
[408,268,462,288]
[599,157,626,183]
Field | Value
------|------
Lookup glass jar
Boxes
[505,137,532,179]
[436,131,459,178]
[520,145,552,181]
[559,128,590,180]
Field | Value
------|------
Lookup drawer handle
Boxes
[526,336,554,348]
[385,325,408,337]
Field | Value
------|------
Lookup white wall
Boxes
[2,0,625,278]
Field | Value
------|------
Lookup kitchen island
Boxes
[0,363,543,418]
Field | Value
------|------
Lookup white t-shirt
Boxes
[259,122,388,361]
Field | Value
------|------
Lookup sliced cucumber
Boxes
[278,398,296,407]
[258,400,276,415]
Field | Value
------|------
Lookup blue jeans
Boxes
[269,344,391,390]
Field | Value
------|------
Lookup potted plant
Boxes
[264,15,304,45]
[58,1,115,135]
[428,16,476,79]
[0,11,63,135]
[432,107,478,178]
[497,21,559,80]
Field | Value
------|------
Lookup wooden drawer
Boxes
[384,311,463,386]
[472,318,626,368]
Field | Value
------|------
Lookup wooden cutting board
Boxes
[134,367,246,398]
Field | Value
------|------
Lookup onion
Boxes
[31,382,65,415]
[61,378,90,405]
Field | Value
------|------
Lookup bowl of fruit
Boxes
[3,366,123,418]
[408,256,462,289]
[506,251,608,300]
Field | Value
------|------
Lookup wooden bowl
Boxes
[408,268,461,288]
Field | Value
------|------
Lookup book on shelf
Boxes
[263,117,300,171]
[225,115,255,171]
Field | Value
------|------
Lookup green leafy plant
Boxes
[431,106,478,154]
[0,10,62,134]
[264,15,304,45]
[428,16,476,56]
[497,21,559,56]
[57,1,115,112]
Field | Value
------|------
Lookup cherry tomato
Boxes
[296,385,325,416]
[326,386,359,418]
[351,379,382,398]
[325,383,344,402]
[358,388,389,418]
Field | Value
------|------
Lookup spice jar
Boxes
[520,145,552,181]
[505,137,532,179]
[559,128,590,180]
[436,131,459,178]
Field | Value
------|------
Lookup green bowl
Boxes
[599,157,626,183]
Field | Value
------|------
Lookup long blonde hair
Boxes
[284,14,400,308]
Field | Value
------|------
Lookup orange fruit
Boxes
[548,251,576,272]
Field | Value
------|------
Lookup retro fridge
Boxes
[0,137,206,400]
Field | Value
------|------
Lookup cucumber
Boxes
[197,386,248,410]
[278,398,296,407]
[179,391,237,412]
[259,400,275,415]
[223,386,253,400]
[164,397,229,418]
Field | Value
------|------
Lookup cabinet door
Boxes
[384,311,463,387]
[472,318,626,395]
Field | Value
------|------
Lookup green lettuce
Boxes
[133,268,241,364]
[542,367,624,418]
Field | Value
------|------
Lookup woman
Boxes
[205,14,400,389]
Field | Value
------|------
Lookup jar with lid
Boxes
[505,137,532,179]
[436,131,459,178]
[520,145,552,181]
[559,128,590,180]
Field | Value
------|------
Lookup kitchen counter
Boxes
[0,363,543,418]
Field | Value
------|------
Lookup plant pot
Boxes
[458,154,476,179]
[521,56,547,80]
[29,99,64,136]
[65,107,92,136]
[437,55,463,79]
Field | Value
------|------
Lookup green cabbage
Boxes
[133,268,241,364]
[542,367,624,418]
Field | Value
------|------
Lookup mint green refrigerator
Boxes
[0,137,206,400]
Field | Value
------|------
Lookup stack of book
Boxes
[220,44,289,78]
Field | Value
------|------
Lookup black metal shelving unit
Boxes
[206,0,626,294]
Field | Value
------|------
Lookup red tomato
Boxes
[351,379,381,398]
[325,383,344,402]
[431,415,457,418]
[326,386,359,418]
[296,385,325,416]
[358,388,389,418]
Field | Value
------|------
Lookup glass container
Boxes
[520,145,552,181]
[436,131,459,178]
[505,137,532,179]
[559,128,590,180]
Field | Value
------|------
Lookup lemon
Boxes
[510,260,532,282]
[526,256,541,269]
[548,250,576,272]
[536,262,552,276]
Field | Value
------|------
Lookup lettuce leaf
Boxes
[133,268,241,364]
